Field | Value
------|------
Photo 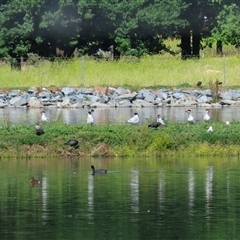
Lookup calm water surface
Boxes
[0,107,239,125]
[1,157,240,239]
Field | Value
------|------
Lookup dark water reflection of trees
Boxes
[0,157,240,239]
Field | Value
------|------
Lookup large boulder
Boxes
[9,96,28,107]
[62,87,76,96]
[28,99,43,108]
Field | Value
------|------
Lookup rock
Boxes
[51,95,62,102]
[107,87,117,95]
[114,92,137,102]
[0,99,9,108]
[39,97,51,102]
[172,92,186,100]
[116,87,130,95]
[162,98,172,104]
[133,99,153,107]
[219,91,232,100]
[230,90,240,100]
[0,92,7,98]
[9,90,21,97]
[100,95,109,103]
[1,86,240,109]
[157,90,168,100]
[38,91,52,98]
[28,99,43,108]
[204,89,212,96]
[196,95,209,103]
[75,93,84,101]
[27,87,37,94]
[42,87,51,92]
[85,95,100,103]
[79,88,93,95]
[61,87,76,96]
[182,90,191,95]
[70,102,84,108]
[142,100,154,107]
[9,96,28,107]
[106,100,117,107]
[53,91,65,98]
[136,89,156,102]
[117,100,132,108]
[219,99,238,106]
[61,98,71,107]
[81,101,91,108]
[153,97,163,105]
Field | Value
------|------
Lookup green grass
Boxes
[1,121,240,158]
[0,40,240,90]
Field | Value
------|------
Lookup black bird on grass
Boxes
[65,140,79,147]
[35,124,44,136]
[148,121,161,129]
[91,165,107,175]
[148,114,165,129]
[197,81,202,87]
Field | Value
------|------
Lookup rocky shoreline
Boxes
[0,86,240,109]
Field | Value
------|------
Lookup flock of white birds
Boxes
[185,108,230,133]
[35,108,229,137]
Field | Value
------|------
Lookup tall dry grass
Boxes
[0,41,239,90]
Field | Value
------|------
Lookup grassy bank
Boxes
[0,41,240,90]
[1,121,240,158]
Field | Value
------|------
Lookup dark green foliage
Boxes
[3,0,232,60]
[210,4,240,46]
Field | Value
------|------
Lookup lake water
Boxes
[0,106,239,125]
[1,156,240,239]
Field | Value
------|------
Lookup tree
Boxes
[178,0,223,59]
[135,0,188,55]
[36,0,81,57]
[210,4,240,54]
[1,0,239,61]
[97,0,188,57]
[0,0,38,68]
[0,0,82,61]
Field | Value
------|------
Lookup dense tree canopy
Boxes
[211,4,240,46]
[0,0,239,62]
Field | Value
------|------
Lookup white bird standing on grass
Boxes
[127,113,139,124]
[41,111,48,122]
[207,126,213,133]
[87,111,94,125]
[185,109,195,123]
[157,114,165,125]
[204,109,211,121]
